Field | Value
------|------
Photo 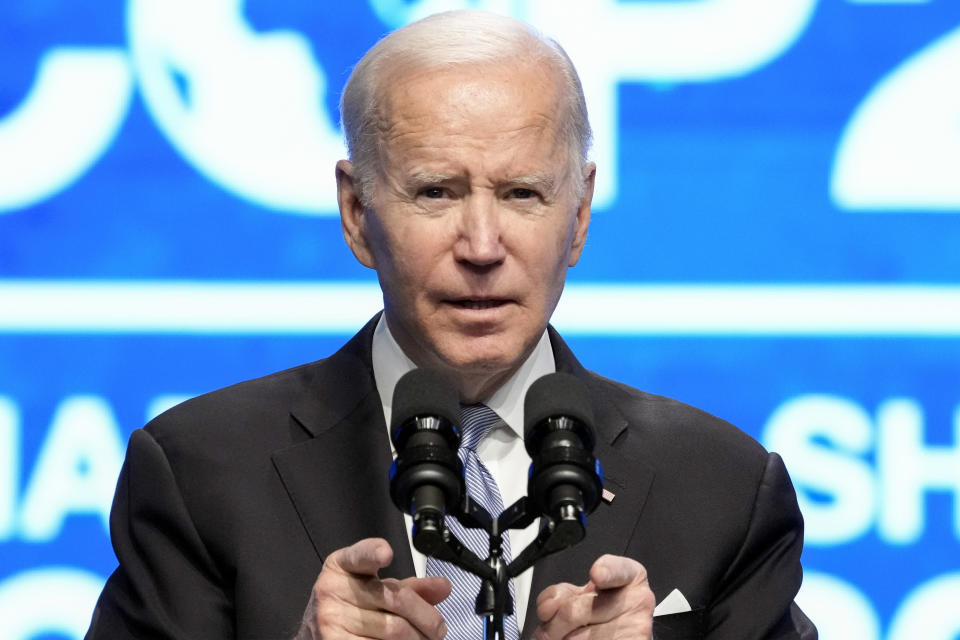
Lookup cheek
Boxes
[532,224,575,274]
[366,213,414,274]
[373,227,447,298]
[389,253,429,291]
[527,230,576,307]
[395,221,456,276]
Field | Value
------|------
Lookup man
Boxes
[87,10,816,640]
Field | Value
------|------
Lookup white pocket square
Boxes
[653,588,692,617]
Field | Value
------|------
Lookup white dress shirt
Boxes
[372,314,555,631]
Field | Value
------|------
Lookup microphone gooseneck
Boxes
[388,368,605,640]
[388,368,464,554]
[524,372,603,545]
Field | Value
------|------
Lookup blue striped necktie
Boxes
[426,404,520,640]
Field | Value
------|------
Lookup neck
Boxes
[453,368,518,405]
[379,313,545,405]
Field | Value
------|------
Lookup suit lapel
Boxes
[520,329,656,637]
[270,318,415,580]
[268,321,655,632]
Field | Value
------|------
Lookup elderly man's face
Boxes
[338,61,593,398]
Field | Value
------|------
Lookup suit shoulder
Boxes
[145,360,320,438]
[585,371,769,470]
[143,321,375,442]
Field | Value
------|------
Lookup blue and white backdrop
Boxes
[2,1,959,638]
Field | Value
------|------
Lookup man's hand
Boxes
[534,555,655,640]
[295,538,451,639]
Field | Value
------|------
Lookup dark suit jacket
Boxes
[87,317,816,639]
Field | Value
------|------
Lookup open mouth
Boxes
[451,299,509,310]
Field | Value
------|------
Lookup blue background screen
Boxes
[2,2,959,638]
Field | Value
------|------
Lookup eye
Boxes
[510,188,536,199]
[420,187,445,199]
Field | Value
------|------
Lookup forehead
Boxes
[376,62,567,177]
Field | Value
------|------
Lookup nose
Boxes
[453,194,506,267]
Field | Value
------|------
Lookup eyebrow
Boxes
[406,171,459,186]
[506,172,558,194]
[405,170,560,193]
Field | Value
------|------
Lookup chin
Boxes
[437,349,510,374]
[435,336,528,375]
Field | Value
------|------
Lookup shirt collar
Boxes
[372,314,556,443]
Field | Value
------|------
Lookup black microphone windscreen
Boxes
[524,372,595,445]
[390,368,460,441]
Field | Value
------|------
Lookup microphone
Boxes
[524,372,603,545]
[388,368,464,554]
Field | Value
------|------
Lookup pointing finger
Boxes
[327,537,393,577]
[589,554,647,590]
[403,575,452,606]
[536,582,591,623]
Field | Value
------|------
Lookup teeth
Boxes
[459,300,502,310]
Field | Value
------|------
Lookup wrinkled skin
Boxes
[534,555,655,640]
[337,61,593,403]
[296,59,654,640]
[295,538,450,640]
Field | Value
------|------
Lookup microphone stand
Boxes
[412,495,587,640]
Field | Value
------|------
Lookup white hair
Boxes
[339,10,593,205]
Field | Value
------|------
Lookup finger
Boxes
[589,555,647,590]
[564,609,654,640]
[374,578,449,640]
[325,577,448,640]
[535,589,600,639]
[332,603,434,640]
[327,537,393,577]
[536,582,585,622]
[356,608,438,640]
[306,572,447,640]
[579,580,656,627]
[402,576,452,606]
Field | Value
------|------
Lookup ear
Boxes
[336,160,376,269]
[568,162,595,267]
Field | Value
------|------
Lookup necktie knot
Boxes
[458,404,501,452]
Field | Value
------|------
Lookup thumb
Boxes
[589,555,646,591]
[327,537,393,577]
[403,576,453,606]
